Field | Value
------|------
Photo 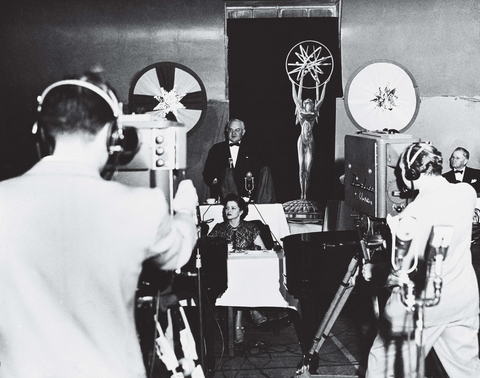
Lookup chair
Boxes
[249,219,275,249]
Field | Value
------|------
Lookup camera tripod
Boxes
[296,227,384,377]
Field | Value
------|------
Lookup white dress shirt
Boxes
[455,168,465,182]
[229,143,240,167]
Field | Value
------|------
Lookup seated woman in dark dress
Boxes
[208,193,267,344]
[208,193,266,251]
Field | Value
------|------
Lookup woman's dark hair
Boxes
[223,193,249,220]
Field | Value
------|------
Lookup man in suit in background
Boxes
[203,118,274,203]
[443,147,480,195]
[0,72,198,378]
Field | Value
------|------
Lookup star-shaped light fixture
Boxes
[288,44,332,83]
[153,86,186,118]
[285,40,334,89]
[371,85,398,111]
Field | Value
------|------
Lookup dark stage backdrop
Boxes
[227,18,342,205]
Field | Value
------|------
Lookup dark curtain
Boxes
[227,18,342,205]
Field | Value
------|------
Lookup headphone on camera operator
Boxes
[403,142,439,200]
[405,142,435,182]
[32,74,127,179]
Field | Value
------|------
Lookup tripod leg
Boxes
[309,256,359,355]
[297,256,359,374]
[312,280,356,355]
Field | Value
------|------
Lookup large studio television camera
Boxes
[343,60,421,220]
[104,112,187,208]
[118,113,187,172]
[344,132,419,219]
[108,61,208,208]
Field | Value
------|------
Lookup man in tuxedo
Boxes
[203,118,274,202]
[443,147,480,194]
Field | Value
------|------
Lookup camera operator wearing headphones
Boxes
[0,72,198,378]
[364,142,480,378]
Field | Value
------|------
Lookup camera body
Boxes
[111,113,187,207]
[344,132,419,219]
[118,113,186,171]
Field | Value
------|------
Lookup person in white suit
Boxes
[0,72,198,378]
[364,142,480,378]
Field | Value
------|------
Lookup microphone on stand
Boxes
[390,216,418,311]
[394,233,413,268]
[424,225,454,307]
[196,203,210,237]
[245,172,254,201]
[391,216,417,272]
[245,172,254,191]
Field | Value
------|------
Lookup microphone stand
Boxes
[414,300,426,378]
[195,204,206,371]
[396,225,453,378]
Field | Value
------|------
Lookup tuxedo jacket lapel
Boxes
[443,170,455,183]
[235,144,249,170]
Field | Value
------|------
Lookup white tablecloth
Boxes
[199,203,290,246]
[215,251,298,310]
[198,204,296,310]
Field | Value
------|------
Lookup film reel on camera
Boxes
[344,60,420,133]
[129,62,208,136]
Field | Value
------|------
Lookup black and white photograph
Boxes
[2,1,480,377]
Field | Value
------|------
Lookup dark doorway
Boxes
[227,17,342,205]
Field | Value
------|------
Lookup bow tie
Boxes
[229,142,240,147]
[454,170,464,174]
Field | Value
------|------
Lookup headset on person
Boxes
[32,78,125,166]
[404,142,434,181]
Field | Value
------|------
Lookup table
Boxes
[196,204,294,355]
[216,250,297,309]
[214,250,298,355]
[199,203,290,246]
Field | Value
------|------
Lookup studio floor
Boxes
[210,316,367,378]
[201,242,480,378]
[207,292,374,378]
[141,230,480,378]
